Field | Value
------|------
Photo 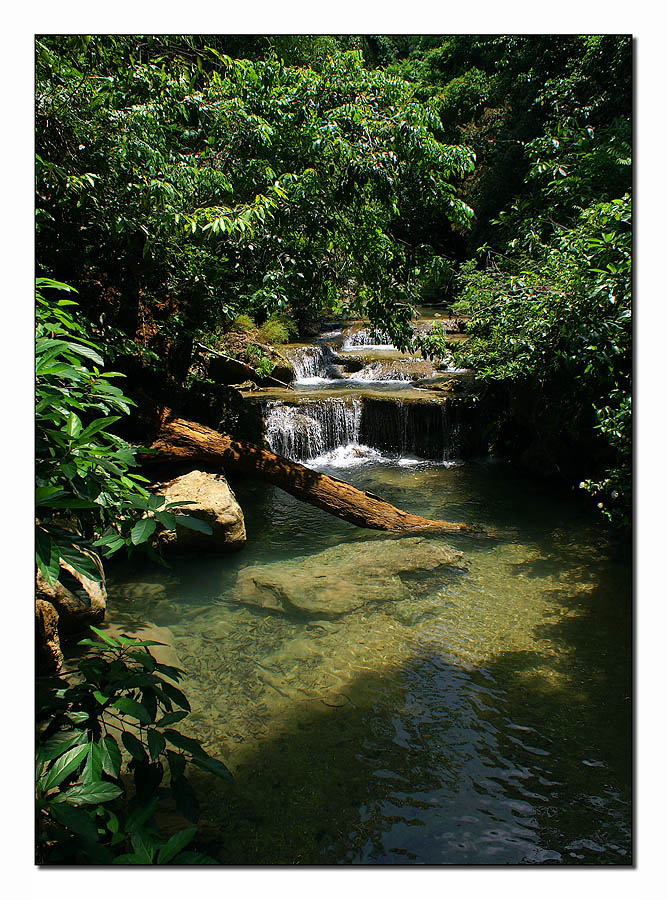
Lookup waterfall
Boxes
[260,322,479,467]
[265,399,363,461]
[264,395,477,465]
[341,328,394,349]
[353,359,436,382]
[284,345,338,382]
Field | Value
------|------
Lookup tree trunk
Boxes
[141,411,479,535]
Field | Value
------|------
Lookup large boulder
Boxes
[208,353,257,385]
[207,349,295,387]
[157,469,246,552]
[269,360,296,385]
[232,536,465,616]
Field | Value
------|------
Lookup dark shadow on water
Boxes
[182,580,631,865]
[99,462,631,865]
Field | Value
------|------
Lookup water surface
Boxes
[107,457,631,865]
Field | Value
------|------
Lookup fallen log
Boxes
[141,410,479,536]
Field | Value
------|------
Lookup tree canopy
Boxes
[35,33,632,525]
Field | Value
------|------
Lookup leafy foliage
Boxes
[36,36,475,371]
[453,168,631,525]
[36,278,212,586]
[36,628,229,864]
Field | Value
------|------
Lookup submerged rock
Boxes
[232,536,465,616]
[157,469,246,552]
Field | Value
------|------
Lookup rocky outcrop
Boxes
[202,345,295,388]
[36,596,63,672]
[232,536,466,616]
[208,352,261,385]
[36,550,107,635]
[157,469,246,551]
[35,547,107,673]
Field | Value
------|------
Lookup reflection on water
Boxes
[105,459,631,864]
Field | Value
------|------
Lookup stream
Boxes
[106,317,632,865]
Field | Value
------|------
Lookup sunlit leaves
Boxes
[36,36,475,342]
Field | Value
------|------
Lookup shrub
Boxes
[232,313,256,332]
[36,627,230,864]
[245,344,275,378]
[35,278,212,587]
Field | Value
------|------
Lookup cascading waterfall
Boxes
[354,360,436,382]
[284,345,334,381]
[265,398,364,461]
[341,328,394,349]
[259,318,477,466]
[265,395,475,464]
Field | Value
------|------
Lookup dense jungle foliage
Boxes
[35,33,632,527]
[35,32,632,865]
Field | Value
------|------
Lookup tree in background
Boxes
[35,34,632,527]
[36,35,475,378]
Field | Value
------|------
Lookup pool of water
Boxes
[105,457,632,865]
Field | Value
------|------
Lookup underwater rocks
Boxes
[231,536,465,616]
[157,469,246,552]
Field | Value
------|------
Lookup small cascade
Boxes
[257,320,479,466]
[341,327,394,349]
[358,397,475,460]
[354,359,436,382]
[265,398,363,461]
[284,345,335,381]
[264,395,477,465]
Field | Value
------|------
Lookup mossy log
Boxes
[142,410,478,536]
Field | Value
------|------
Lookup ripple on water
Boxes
[104,459,631,865]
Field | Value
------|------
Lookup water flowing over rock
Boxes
[265,398,363,460]
[353,359,437,382]
[232,536,466,616]
[341,326,394,349]
[157,469,246,551]
[263,395,477,463]
[284,344,337,381]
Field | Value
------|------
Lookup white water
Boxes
[284,345,333,382]
[341,327,395,350]
[265,399,363,461]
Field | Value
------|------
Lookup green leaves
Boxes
[37,624,232,863]
[111,696,152,724]
[170,775,200,822]
[58,781,124,806]
[174,515,213,536]
[35,527,60,585]
[147,730,166,761]
[100,736,122,779]
[157,826,197,864]
[121,730,149,762]
[49,802,100,842]
[36,39,479,369]
[164,729,204,758]
[39,743,90,792]
[35,279,175,582]
[191,755,233,782]
[131,517,157,545]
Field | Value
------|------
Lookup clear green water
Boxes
[106,458,632,865]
